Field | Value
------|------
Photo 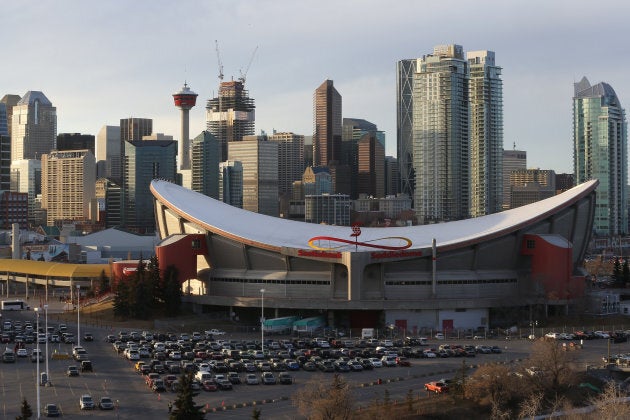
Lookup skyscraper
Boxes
[122,139,176,233]
[206,80,255,162]
[396,59,416,200]
[56,133,95,155]
[10,159,41,224]
[219,160,243,208]
[228,136,278,217]
[267,132,305,196]
[0,94,21,138]
[120,118,152,143]
[502,148,526,210]
[357,132,385,198]
[573,77,628,235]
[96,125,121,179]
[11,91,56,161]
[467,50,503,217]
[190,131,220,199]
[411,45,469,223]
[313,80,342,167]
[41,149,96,225]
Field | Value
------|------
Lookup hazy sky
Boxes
[3,0,629,173]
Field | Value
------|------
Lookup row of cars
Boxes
[544,330,628,342]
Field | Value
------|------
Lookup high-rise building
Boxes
[120,118,152,143]
[509,168,556,209]
[0,103,9,137]
[342,118,385,199]
[410,45,469,223]
[0,94,21,138]
[56,133,95,155]
[122,139,176,233]
[302,166,333,197]
[190,131,220,199]
[96,125,121,180]
[219,160,243,208]
[173,83,198,171]
[41,150,96,226]
[357,132,385,198]
[267,132,305,196]
[304,193,351,226]
[0,134,10,191]
[228,136,278,217]
[206,81,255,162]
[555,173,575,193]
[502,148,526,210]
[313,80,342,167]
[10,159,41,224]
[396,59,416,201]
[11,91,56,161]
[574,76,628,235]
[0,190,28,229]
[467,50,503,217]
[384,156,400,197]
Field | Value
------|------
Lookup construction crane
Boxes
[238,46,258,85]
[215,40,224,82]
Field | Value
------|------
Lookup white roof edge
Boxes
[151,180,598,252]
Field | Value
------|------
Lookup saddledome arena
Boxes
[150,179,598,333]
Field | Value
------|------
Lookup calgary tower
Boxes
[172,83,198,170]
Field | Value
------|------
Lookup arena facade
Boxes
[150,179,598,333]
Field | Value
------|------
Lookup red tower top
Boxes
[173,83,198,109]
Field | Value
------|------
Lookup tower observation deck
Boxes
[173,83,198,170]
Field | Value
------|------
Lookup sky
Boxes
[2,0,630,174]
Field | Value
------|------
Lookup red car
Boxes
[424,381,449,393]
[202,380,218,392]
[396,357,411,367]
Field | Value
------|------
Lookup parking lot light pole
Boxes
[77,284,80,348]
[260,289,265,355]
[44,304,49,385]
[35,307,40,419]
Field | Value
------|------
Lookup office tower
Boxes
[11,91,57,161]
[411,45,469,223]
[502,148,526,210]
[302,166,333,197]
[467,50,503,217]
[0,94,21,138]
[122,139,176,233]
[206,80,255,162]
[142,133,173,141]
[173,83,198,171]
[0,134,10,191]
[384,156,400,196]
[574,76,628,235]
[0,103,8,136]
[120,118,152,143]
[190,131,220,199]
[228,136,278,216]
[96,125,121,180]
[219,160,243,208]
[313,80,342,167]
[0,191,28,229]
[342,118,385,199]
[509,168,556,208]
[303,135,313,167]
[555,173,574,193]
[10,159,41,224]
[396,59,417,200]
[267,132,305,196]
[304,193,352,226]
[104,180,122,228]
[357,132,385,198]
[41,150,96,225]
[56,133,95,155]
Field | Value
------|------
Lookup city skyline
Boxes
[3,0,630,174]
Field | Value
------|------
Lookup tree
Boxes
[623,260,630,286]
[98,269,109,294]
[466,363,520,415]
[163,265,182,317]
[148,255,164,305]
[613,258,622,285]
[112,278,131,319]
[170,372,205,420]
[527,339,578,395]
[293,374,355,420]
[251,408,261,419]
[589,381,630,419]
[16,398,32,419]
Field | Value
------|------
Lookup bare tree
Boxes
[526,339,578,394]
[589,381,630,419]
[518,392,544,419]
[466,363,521,415]
[293,374,355,420]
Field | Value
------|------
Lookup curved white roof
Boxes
[151,179,598,252]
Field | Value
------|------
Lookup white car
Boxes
[246,373,259,385]
[205,329,226,337]
[381,355,397,367]
[594,331,610,339]
[79,394,95,410]
[16,348,28,358]
[544,332,559,339]
[369,357,383,368]
[423,350,437,358]
[435,333,445,340]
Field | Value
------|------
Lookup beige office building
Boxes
[42,149,96,225]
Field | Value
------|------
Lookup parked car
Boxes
[278,372,293,384]
[98,396,115,410]
[262,372,277,385]
[44,403,60,417]
[246,373,259,385]
[79,394,95,410]
[67,366,80,377]
[424,381,449,393]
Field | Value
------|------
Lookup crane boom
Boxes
[215,40,224,82]
[239,46,258,84]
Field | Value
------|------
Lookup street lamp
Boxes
[44,304,49,386]
[530,320,538,339]
[260,289,265,355]
[34,307,40,419]
[76,285,80,348]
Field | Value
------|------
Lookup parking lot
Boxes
[1,305,624,419]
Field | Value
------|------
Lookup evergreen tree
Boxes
[99,269,109,295]
[623,260,630,286]
[163,265,182,317]
[113,278,131,319]
[170,372,205,420]
[613,258,622,284]
[148,255,164,306]
[16,398,32,419]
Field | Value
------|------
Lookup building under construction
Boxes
[205,80,255,161]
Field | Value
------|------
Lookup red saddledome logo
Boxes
[308,223,412,251]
